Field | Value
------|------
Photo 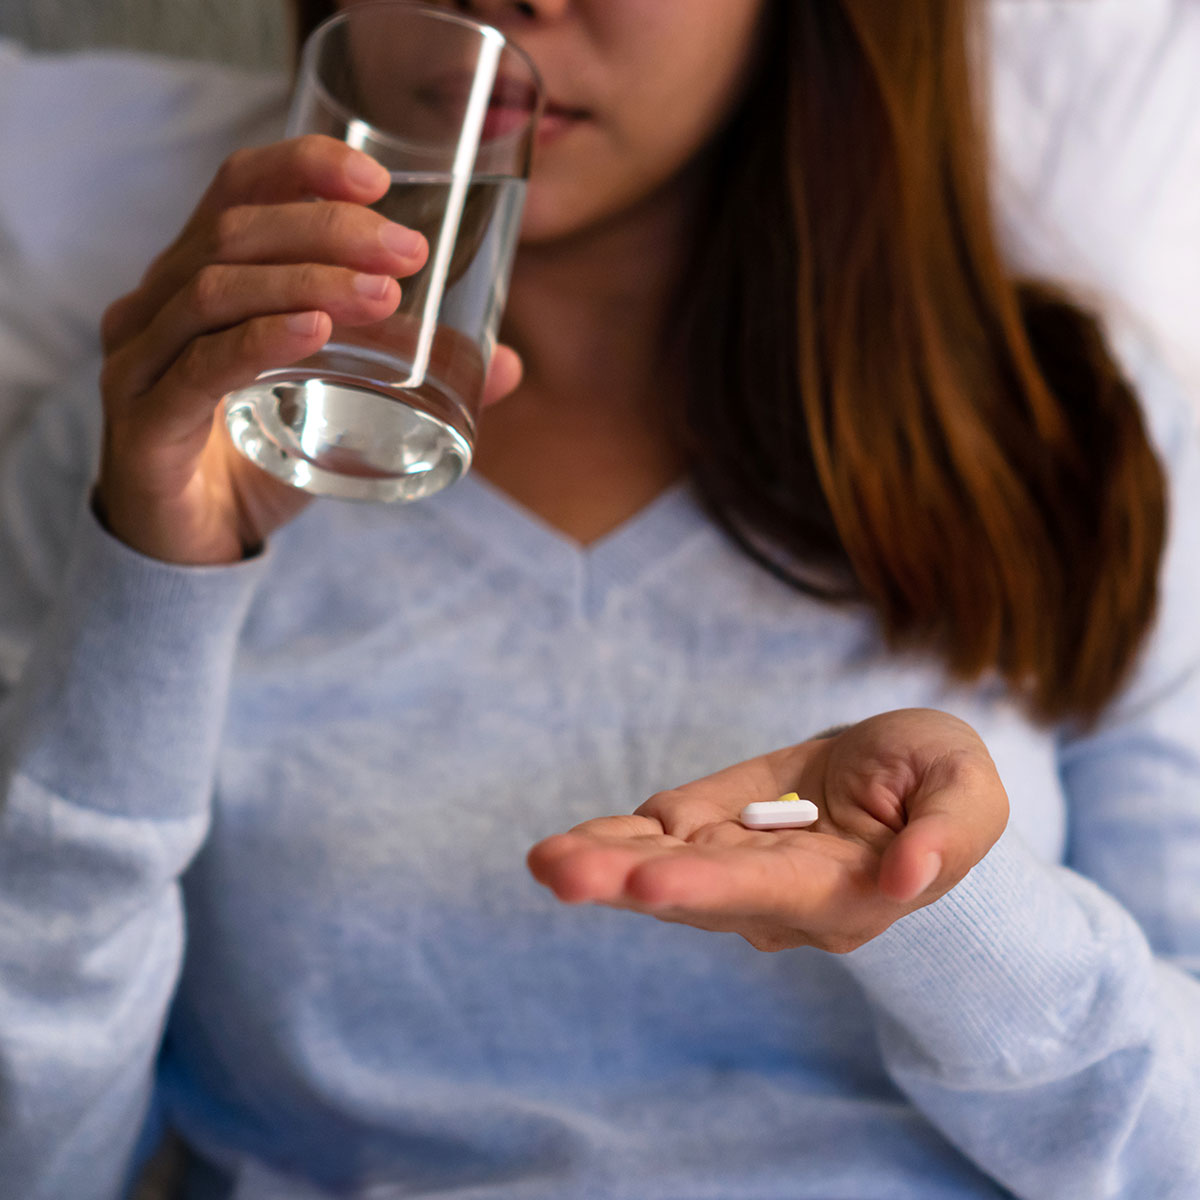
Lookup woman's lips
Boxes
[415,71,587,143]
[481,100,537,139]
[481,98,587,143]
[534,102,589,144]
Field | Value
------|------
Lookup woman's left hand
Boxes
[527,708,1009,953]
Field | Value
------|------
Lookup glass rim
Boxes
[301,1,545,126]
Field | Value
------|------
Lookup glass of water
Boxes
[224,1,543,502]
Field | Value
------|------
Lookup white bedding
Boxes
[988,0,1200,400]
[0,42,288,439]
[1,0,1197,441]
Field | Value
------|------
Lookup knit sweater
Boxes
[1,328,1198,1198]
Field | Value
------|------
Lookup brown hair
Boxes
[292,0,334,52]
[294,0,1166,725]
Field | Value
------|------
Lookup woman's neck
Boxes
[471,180,695,544]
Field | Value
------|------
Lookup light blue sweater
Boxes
[1,321,1199,1199]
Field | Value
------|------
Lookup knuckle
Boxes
[189,265,231,318]
[314,200,355,245]
[293,133,338,175]
[174,334,215,390]
[295,262,328,298]
[941,748,999,802]
[636,788,686,824]
[237,316,276,361]
[214,147,254,192]
[211,205,253,259]
[742,930,793,954]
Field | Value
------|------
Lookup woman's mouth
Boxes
[533,102,589,144]
[415,72,587,144]
[481,97,587,143]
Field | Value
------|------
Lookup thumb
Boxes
[877,812,954,904]
[876,765,1008,905]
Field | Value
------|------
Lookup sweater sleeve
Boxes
[0,368,268,1199]
[841,346,1200,1198]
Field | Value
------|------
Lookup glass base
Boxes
[224,374,473,503]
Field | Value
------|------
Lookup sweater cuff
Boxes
[5,507,268,820]
[842,828,1145,1071]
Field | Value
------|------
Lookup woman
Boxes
[1,1,1197,1197]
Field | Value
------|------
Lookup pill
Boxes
[739,793,819,830]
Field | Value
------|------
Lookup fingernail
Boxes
[286,311,321,336]
[347,153,389,191]
[353,273,393,300]
[913,852,942,896]
[380,222,426,260]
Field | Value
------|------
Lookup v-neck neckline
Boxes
[426,471,713,618]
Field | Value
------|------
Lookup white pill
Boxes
[739,794,819,830]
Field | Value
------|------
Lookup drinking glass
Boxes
[223,1,542,502]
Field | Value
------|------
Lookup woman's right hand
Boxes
[94,135,428,565]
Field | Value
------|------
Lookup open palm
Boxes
[528,708,1009,953]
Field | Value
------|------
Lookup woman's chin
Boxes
[515,189,586,246]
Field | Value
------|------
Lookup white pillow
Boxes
[989,0,1200,402]
[0,39,287,436]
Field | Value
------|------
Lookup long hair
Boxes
[294,0,1166,725]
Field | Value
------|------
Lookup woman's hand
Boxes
[95,134,522,566]
[528,709,1009,953]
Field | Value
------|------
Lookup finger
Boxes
[876,815,954,904]
[529,819,863,924]
[527,818,676,904]
[622,836,862,917]
[104,139,399,352]
[107,220,415,361]
[481,344,523,408]
[198,201,429,274]
[120,310,332,458]
[111,263,401,399]
[197,134,392,215]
